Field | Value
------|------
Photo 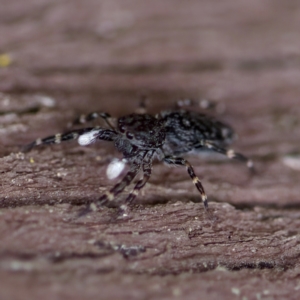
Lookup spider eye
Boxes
[126,132,134,139]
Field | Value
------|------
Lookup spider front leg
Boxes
[202,141,254,171]
[23,127,117,152]
[78,164,141,217]
[125,150,154,205]
[163,155,208,210]
[80,152,148,217]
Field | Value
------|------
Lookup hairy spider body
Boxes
[23,107,253,214]
[161,110,234,155]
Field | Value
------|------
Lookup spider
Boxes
[23,102,253,214]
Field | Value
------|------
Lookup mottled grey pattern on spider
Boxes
[23,102,253,215]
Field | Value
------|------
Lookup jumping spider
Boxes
[23,101,253,214]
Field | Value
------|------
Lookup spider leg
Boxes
[134,94,148,114]
[176,98,217,111]
[87,164,140,213]
[78,164,140,218]
[84,152,148,214]
[71,112,116,130]
[202,141,254,170]
[23,127,117,152]
[125,150,154,205]
[163,155,208,210]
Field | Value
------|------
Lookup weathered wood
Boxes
[1,0,300,299]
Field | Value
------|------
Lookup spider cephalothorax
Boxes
[115,113,166,158]
[23,103,253,214]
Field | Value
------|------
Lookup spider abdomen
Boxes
[161,110,235,155]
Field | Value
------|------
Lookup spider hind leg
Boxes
[203,141,254,171]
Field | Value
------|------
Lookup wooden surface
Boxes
[1,0,300,299]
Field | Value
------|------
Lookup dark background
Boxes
[1,0,300,299]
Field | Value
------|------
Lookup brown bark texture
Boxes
[1,0,300,299]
